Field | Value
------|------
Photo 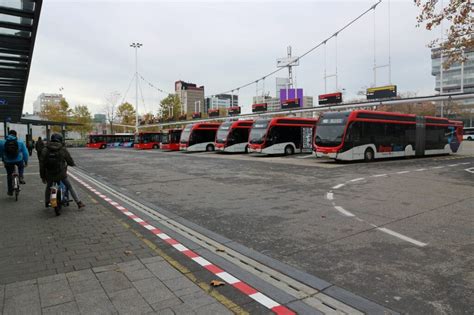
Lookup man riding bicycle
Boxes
[0,130,28,196]
[40,133,85,209]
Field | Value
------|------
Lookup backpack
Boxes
[4,138,19,159]
[45,149,65,174]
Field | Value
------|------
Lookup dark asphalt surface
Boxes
[70,144,474,314]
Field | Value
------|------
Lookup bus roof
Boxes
[190,122,221,129]
[256,116,317,126]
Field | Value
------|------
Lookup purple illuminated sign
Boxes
[280,88,303,109]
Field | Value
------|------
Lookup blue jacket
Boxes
[0,135,29,164]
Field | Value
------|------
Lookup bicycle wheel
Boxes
[55,189,62,216]
[13,177,19,201]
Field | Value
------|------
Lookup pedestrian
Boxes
[35,136,44,160]
[27,138,34,156]
[0,130,29,196]
[40,133,85,209]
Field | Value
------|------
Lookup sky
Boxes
[24,0,440,116]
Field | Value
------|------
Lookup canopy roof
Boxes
[0,0,42,122]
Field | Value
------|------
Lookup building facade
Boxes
[33,93,64,114]
[205,94,239,112]
[252,95,314,112]
[175,81,205,114]
[431,47,474,126]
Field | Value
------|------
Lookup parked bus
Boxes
[215,120,254,153]
[248,117,317,155]
[314,110,463,161]
[87,134,135,149]
[179,122,221,152]
[463,127,474,141]
[134,132,161,150]
[161,129,182,151]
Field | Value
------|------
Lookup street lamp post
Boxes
[130,42,142,133]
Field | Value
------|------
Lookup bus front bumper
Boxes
[316,151,337,159]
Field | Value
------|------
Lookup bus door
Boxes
[301,127,313,153]
[416,116,426,156]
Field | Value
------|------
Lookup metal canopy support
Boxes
[0,0,43,122]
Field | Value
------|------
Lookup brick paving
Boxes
[0,161,233,314]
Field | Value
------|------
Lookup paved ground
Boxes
[69,142,474,314]
[0,160,246,314]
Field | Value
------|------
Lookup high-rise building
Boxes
[175,81,205,114]
[275,78,290,97]
[431,47,474,93]
[32,93,64,114]
[205,94,239,112]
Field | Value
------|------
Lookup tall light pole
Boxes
[130,42,142,133]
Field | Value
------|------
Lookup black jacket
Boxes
[40,142,75,181]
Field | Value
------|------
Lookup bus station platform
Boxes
[0,159,237,314]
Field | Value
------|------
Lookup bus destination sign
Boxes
[318,92,342,105]
[366,85,397,100]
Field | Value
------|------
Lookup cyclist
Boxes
[40,133,85,209]
[0,130,29,196]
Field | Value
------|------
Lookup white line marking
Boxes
[415,168,426,172]
[448,164,458,167]
[144,225,155,230]
[396,171,410,174]
[249,292,280,309]
[133,218,144,223]
[326,192,334,200]
[123,211,133,216]
[355,217,364,222]
[172,244,189,252]
[459,162,470,165]
[465,167,474,174]
[377,227,427,247]
[350,177,365,182]
[432,166,444,169]
[332,184,345,189]
[334,206,355,217]
[372,174,387,177]
[116,206,126,211]
[192,256,211,266]
[216,271,240,284]
[157,233,171,240]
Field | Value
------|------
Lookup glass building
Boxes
[431,48,474,93]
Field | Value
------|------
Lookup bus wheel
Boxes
[206,144,214,152]
[245,145,249,153]
[284,145,294,155]
[468,136,473,141]
[153,144,159,149]
[364,148,374,162]
[100,144,106,149]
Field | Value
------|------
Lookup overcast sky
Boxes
[24,0,440,115]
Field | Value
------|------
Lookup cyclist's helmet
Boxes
[50,133,63,143]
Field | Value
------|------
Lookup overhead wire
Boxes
[212,0,382,96]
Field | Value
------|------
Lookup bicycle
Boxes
[11,164,20,201]
[49,181,70,216]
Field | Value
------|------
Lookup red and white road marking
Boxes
[69,173,295,315]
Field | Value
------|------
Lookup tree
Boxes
[71,105,93,139]
[141,112,155,125]
[40,98,72,132]
[117,102,136,125]
[415,0,473,69]
[159,94,181,121]
[103,91,120,134]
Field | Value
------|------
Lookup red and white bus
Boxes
[179,122,221,152]
[215,120,254,153]
[314,110,463,161]
[87,134,135,149]
[134,132,161,150]
[248,117,317,155]
[160,129,182,151]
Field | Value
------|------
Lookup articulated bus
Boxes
[161,129,182,151]
[179,122,221,152]
[314,110,463,161]
[215,120,254,153]
[134,132,161,150]
[248,117,317,155]
[87,134,135,149]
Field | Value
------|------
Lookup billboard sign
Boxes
[318,92,342,105]
[366,85,397,100]
[276,57,299,68]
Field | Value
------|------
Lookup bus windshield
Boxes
[315,115,348,147]
[216,122,232,143]
[249,120,269,144]
[180,125,193,143]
